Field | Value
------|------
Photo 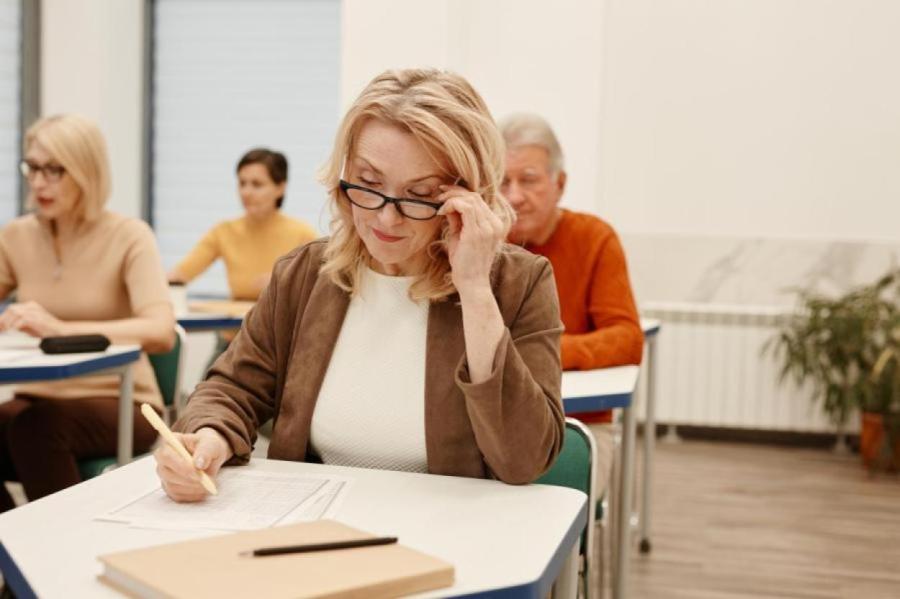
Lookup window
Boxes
[0,0,21,224]
[152,0,340,295]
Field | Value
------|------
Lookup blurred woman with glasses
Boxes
[155,69,565,500]
[0,114,174,511]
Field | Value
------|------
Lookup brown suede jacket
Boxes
[174,239,565,484]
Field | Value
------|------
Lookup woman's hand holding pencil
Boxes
[145,404,234,503]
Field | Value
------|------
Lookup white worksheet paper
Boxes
[98,469,352,531]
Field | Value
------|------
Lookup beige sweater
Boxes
[0,212,172,407]
[175,239,566,484]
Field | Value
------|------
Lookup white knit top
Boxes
[309,267,429,473]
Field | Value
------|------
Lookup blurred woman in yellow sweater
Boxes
[168,148,318,299]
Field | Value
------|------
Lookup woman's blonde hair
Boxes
[319,68,514,302]
[24,114,111,222]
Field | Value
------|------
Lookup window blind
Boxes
[0,0,21,225]
[152,0,340,295]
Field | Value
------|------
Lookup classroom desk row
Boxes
[0,315,660,598]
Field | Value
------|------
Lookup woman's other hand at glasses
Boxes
[437,185,505,297]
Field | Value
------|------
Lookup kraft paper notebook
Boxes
[97,520,454,598]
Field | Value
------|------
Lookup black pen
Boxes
[250,536,398,557]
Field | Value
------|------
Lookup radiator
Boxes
[641,302,839,433]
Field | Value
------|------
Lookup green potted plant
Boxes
[768,269,900,470]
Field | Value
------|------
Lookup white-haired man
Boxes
[500,113,643,493]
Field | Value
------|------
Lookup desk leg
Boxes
[553,543,580,599]
[640,334,658,554]
[614,401,635,599]
[117,365,134,466]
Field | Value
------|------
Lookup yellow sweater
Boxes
[175,212,317,300]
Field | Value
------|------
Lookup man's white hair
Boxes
[498,112,565,174]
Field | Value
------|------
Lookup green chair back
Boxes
[148,325,185,410]
[537,420,593,492]
[77,457,114,480]
[534,418,597,598]
[78,326,186,480]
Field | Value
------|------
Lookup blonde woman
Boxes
[0,114,174,511]
[155,69,565,501]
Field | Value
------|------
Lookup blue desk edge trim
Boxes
[0,541,37,599]
[177,318,243,331]
[0,349,140,384]
[564,392,632,414]
[452,494,589,599]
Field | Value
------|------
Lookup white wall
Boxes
[41,0,144,219]
[598,0,900,306]
[344,0,900,244]
[600,0,900,243]
[341,0,606,215]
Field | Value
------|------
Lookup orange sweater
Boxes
[525,209,643,423]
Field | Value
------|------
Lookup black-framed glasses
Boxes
[19,160,66,183]
[339,180,443,221]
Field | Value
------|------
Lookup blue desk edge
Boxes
[0,349,140,384]
[177,317,243,332]
[0,541,37,599]
[564,392,632,414]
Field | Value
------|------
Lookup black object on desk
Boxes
[39,334,111,354]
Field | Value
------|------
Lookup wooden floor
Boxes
[623,440,900,599]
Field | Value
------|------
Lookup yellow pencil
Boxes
[140,403,218,495]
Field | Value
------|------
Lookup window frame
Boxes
[17,0,40,215]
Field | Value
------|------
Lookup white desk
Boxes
[561,365,639,413]
[0,457,587,598]
[561,364,639,599]
[0,335,141,465]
